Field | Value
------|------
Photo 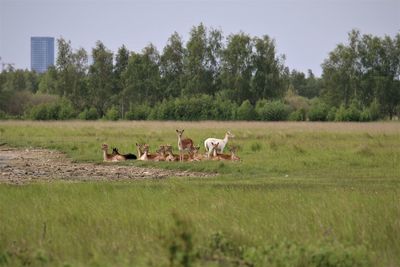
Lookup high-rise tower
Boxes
[31,37,54,73]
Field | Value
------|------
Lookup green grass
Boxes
[0,121,399,266]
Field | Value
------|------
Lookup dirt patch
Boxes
[0,147,215,185]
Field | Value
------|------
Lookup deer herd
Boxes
[101,129,240,162]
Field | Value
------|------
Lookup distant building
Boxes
[31,37,54,73]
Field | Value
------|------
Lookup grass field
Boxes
[0,121,399,266]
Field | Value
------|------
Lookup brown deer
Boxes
[153,145,167,161]
[210,142,241,161]
[188,146,203,161]
[165,145,179,161]
[136,143,144,158]
[101,144,124,162]
[112,147,137,160]
[176,129,195,162]
[229,146,241,161]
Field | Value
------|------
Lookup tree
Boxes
[183,23,216,96]
[220,32,253,104]
[160,32,185,98]
[88,41,114,116]
[322,30,400,118]
[122,44,161,107]
[251,35,288,102]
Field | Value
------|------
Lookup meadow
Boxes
[0,121,399,266]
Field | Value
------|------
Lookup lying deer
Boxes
[153,145,167,161]
[165,145,179,161]
[210,142,240,161]
[188,146,203,161]
[101,144,124,162]
[112,147,137,160]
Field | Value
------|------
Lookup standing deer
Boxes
[204,131,234,157]
[176,129,195,162]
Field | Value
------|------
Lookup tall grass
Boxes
[0,121,399,266]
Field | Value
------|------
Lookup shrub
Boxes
[307,98,329,121]
[360,108,372,122]
[335,105,349,121]
[284,91,310,114]
[289,110,306,121]
[368,99,381,121]
[27,98,76,120]
[327,107,337,121]
[104,106,119,121]
[0,110,8,120]
[257,100,290,121]
[237,100,256,120]
[78,107,99,120]
[125,105,151,120]
[346,100,362,121]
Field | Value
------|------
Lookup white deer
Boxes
[204,131,234,157]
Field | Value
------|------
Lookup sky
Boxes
[0,0,399,77]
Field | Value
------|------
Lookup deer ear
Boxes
[176,129,179,133]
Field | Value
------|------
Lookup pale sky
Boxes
[0,0,399,76]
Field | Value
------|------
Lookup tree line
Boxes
[0,25,399,121]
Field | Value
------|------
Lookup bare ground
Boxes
[0,147,215,185]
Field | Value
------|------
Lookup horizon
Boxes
[1,0,399,76]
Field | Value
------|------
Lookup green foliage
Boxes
[104,106,119,121]
[308,98,329,121]
[78,107,99,120]
[1,27,398,121]
[237,100,256,120]
[125,105,151,120]
[27,98,75,120]
[327,107,337,121]
[167,212,195,267]
[256,100,290,121]
[289,110,306,121]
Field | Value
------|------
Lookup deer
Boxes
[136,143,144,158]
[138,144,151,161]
[101,144,124,162]
[153,145,167,161]
[188,145,203,161]
[210,142,241,161]
[165,145,179,161]
[176,129,195,162]
[204,131,235,158]
[112,147,137,160]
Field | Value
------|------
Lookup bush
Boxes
[346,100,362,121]
[0,110,8,120]
[327,107,337,121]
[335,105,349,121]
[256,100,290,121]
[289,110,306,121]
[308,99,329,121]
[368,99,381,121]
[78,107,99,120]
[125,105,151,120]
[104,106,120,121]
[237,100,256,120]
[27,98,76,120]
